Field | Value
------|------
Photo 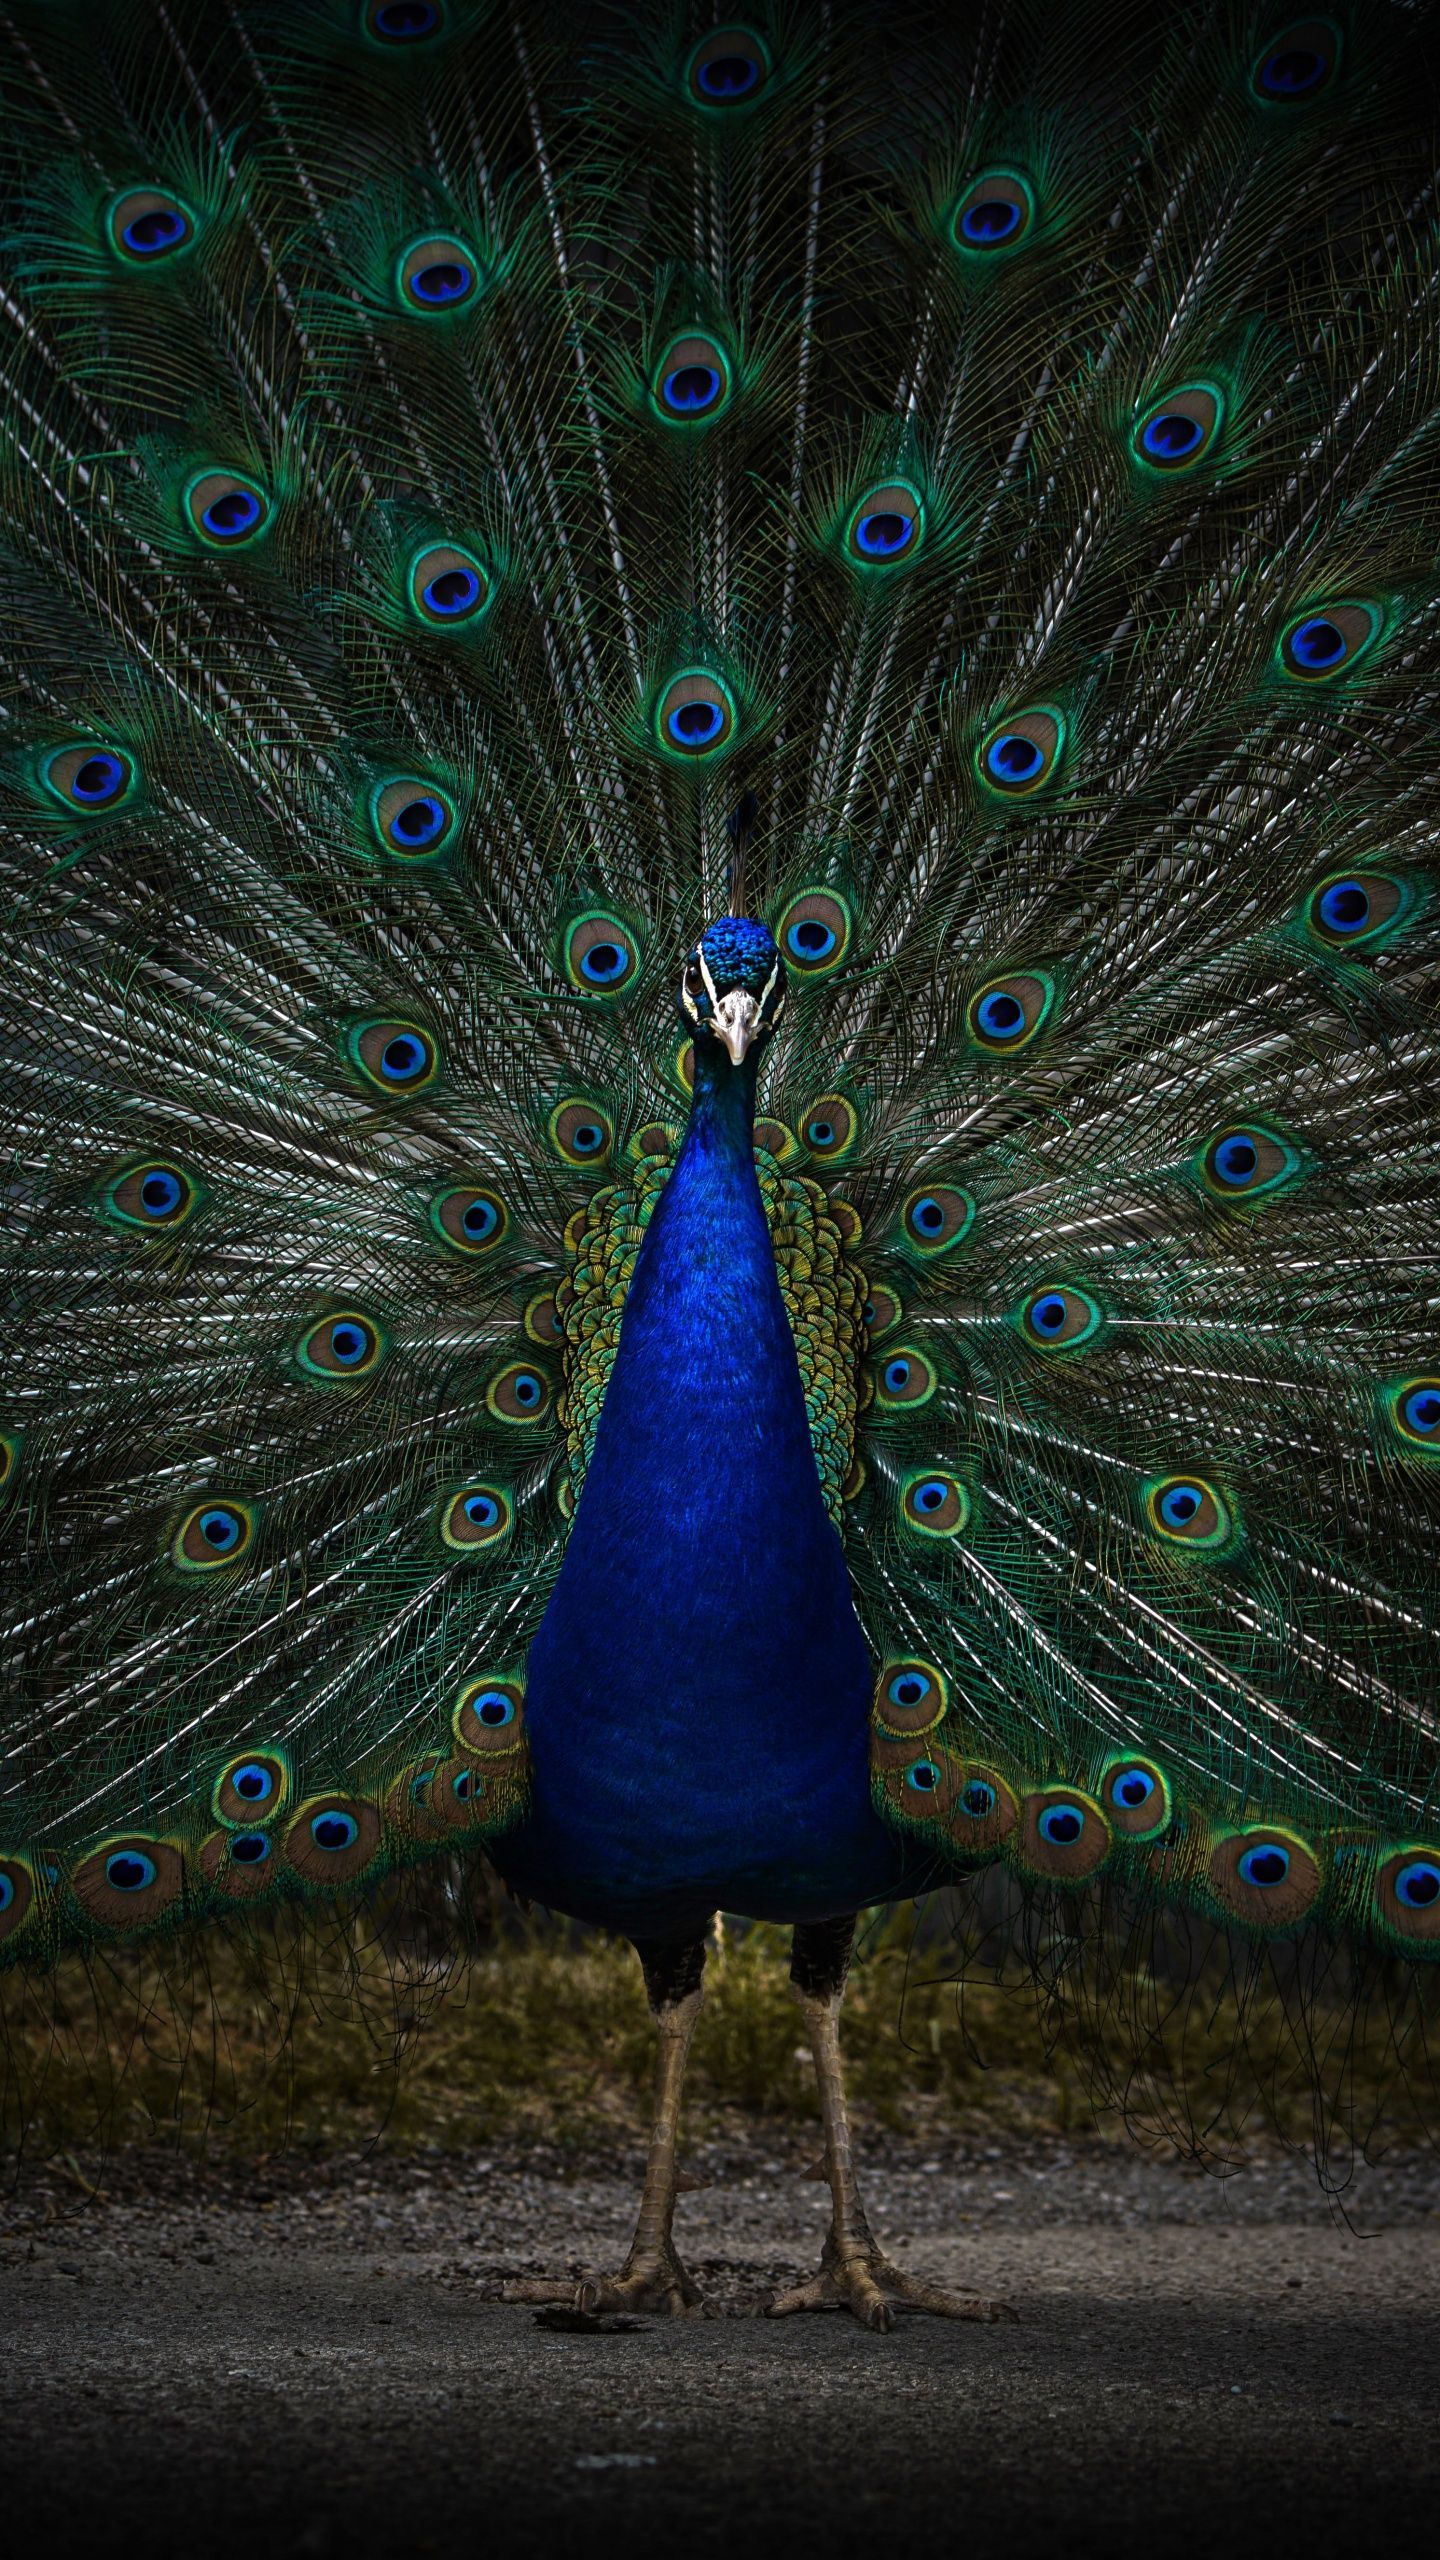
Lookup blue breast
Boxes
[502,1052,909,1937]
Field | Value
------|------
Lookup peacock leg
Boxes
[503,1933,707,2316]
[765,1917,1018,2335]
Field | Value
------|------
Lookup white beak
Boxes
[711,988,762,1064]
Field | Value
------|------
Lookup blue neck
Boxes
[508,1034,904,1934]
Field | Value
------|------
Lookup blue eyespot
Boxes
[1029,1292,1067,1337]
[1318,879,1370,934]
[106,1850,157,1892]
[579,941,629,986]
[464,1493,501,1531]
[666,698,725,748]
[1112,1768,1155,1811]
[884,1358,912,1394]
[135,1168,183,1219]
[1396,1859,1440,1910]
[456,1198,496,1244]
[381,1033,428,1082]
[889,1673,929,1711]
[1289,616,1345,671]
[473,1689,515,1728]
[398,794,450,850]
[1038,1803,1084,1848]
[0,1873,14,1913]
[905,1760,941,1794]
[207,489,263,543]
[371,0,443,37]
[453,1768,475,1801]
[960,196,1022,245]
[230,1832,271,1866]
[330,1323,368,1367]
[513,1372,542,1409]
[1255,31,1333,99]
[122,204,188,256]
[853,509,915,559]
[1237,1841,1290,1889]
[422,564,482,617]
[1159,1483,1202,1529]
[232,1762,275,1805]
[311,1810,360,1852]
[1403,1386,1440,1438]
[787,917,835,962]
[974,990,1024,1040]
[1213,1133,1259,1186]
[1140,411,1204,462]
[911,1478,949,1515]
[960,1780,997,1819]
[984,732,1044,787]
[664,363,721,412]
[910,1197,944,1237]
[199,1506,242,1554]
[411,258,472,305]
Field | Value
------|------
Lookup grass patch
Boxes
[2,1890,1436,2168]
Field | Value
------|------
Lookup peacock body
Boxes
[1,0,1439,2316]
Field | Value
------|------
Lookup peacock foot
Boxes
[502,2238,704,2318]
[765,2233,1018,2335]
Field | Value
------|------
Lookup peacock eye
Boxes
[1251,18,1339,101]
[174,1499,254,1570]
[1391,1377,1440,1449]
[846,483,923,566]
[109,188,195,262]
[398,235,481,314]
[409,543,490,627]
[875,1659,948,1733]
[656,334,732,421]
[901,1472,969,1539]
[564,913,641,995]
[952,170,1034,252]
[441,1483,512,1550]
[213,1752,288,1825]
[229,1831,271,1865]
[657,671,736,757]
[873,1346,938,1411]
[1303,870,1411,949]
[1021,1285,1102,1349]
[1207,1826,1320,1925]
[686,26,770,103]
[1100,1758,1171,1837]
[297,1312,384,1379]
[430,1185,506,1252]
[486,1361,551,1424]
[1200,1125,1299,1198]
[1388,1855,1440,1914]
[1133,384,1223,471]
[43,744,136,811]
[1144,1473,1232,1548]
[548,1098,615,1165]
[800,1095,857,1161]
[366,0,446,40]
[901,1184,974,1256]
[968,972,1054,1052]
[1279,601,1378,681]
[348,1018,439,1093]
[863,1284,903,1338]
[312,1809,359,1851]
[185,470,270,546]
[454,1677,526,1750]
[977,708,1065,796]
[776,889,852,977]
[370,778,458,858]
[102,1160,201,1231]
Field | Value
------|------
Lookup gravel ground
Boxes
[5,2131,1439,2559]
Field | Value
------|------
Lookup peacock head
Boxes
[680,916,786,1065]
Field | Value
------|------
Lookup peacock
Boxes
[1,0,1438,2333]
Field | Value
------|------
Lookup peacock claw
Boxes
[502,2242,703,2318]
[764,2236,1018,2334]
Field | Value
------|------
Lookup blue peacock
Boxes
[1,0,1439,2329]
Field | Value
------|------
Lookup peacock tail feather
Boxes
[0,0,1438,2003]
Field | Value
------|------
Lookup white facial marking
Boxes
[711,987,762,1064]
